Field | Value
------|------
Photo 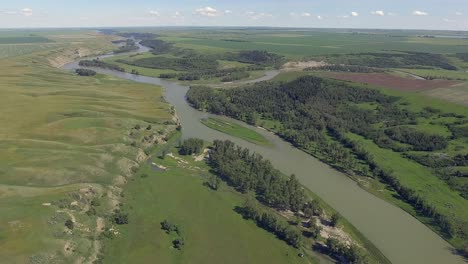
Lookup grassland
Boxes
[201,117,271,146]
[103,147,313,264]
[0,30,175,263]
[102,142,390,264]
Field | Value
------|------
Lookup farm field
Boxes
[156,30,468,58]
[321,72,460,91]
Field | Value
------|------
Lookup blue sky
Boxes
[0,0,467,30]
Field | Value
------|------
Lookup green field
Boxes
[103,149,311,264]
[0,30,174,263]
[201,117,271,146]
[158,30,468,58]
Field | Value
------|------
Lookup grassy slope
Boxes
[201,117,271,146]
[0,31,174,263]
[104,148,312,264]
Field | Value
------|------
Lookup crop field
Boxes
[158,30,468,58]
[321,72,460,91]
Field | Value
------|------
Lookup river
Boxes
[62,45,465,264]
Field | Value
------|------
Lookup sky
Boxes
[0,0,467,30]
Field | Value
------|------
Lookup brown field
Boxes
[321,72,460,91]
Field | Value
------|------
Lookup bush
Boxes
[65,219,74,230]
[179,138,204,155]
[113,211,129,225]
[75,68,96,76]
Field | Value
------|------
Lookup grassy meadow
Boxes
[0,30,175,263]
[103,148,313,264]
[201,117,271,146]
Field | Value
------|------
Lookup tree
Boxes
[173,238,184,249]
[65,219,74,230]
[330,213,340,227]
[179,138,204,155]
[114,211,129,225]
[207,174,221,190]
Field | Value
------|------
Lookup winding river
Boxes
[62,45,465,264]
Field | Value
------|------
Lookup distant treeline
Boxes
[75,68,96,76]
[323,52,457,70]
[187,76,468,246]
[306,64,385,73]
[456,53,468,62]
[140,39,174,55]
[117,32,158,40]
[225,50,285,68]
[113,39,139,54]
[79,59,125,72]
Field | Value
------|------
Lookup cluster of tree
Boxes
[221,71,250,82]
[326,238,367,264]
[160,220,184,250]
[384,126,448,151]
[161,219,179,233]
[209,140,306,211]
[119,55,219,72]
[113,39,138,54]
[179,138,204,155]
[306,64,385,73]
[75,68,96,76]
[186,76,468,243]
[159,67,254,82]
[140,39,173,54]
[241,197,302,248]
[113,210,129,225]
[79,59,125,72]
[324,52,457,70]
[65,219,74,230]
[225,50,285,68]
[456,53,468,62]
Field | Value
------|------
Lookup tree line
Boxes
[79,59,125,72]
[186,76,468,248]
[208,139,368,262]
[75,68,96,76]
[322,52,457,70]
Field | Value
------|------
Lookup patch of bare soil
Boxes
[322,72,460,91]
[194,148,210,162]
[282,60,327,72]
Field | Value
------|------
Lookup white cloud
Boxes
[172,11,182,18]
[245,11,272,20]
[20,8,33,17]
[351,11,359,17]
[455,11,463,16]
[443,18,455,22]
[317,15,323,20]
[301,12,312,17]
[413,10,428,16]
[148,10,159,16]
[224,10,232,14]
[4,11,18,15]
[194,6,221,17]
[388,12,398,16]
[339,15,350,19]
[371,10,385,16]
